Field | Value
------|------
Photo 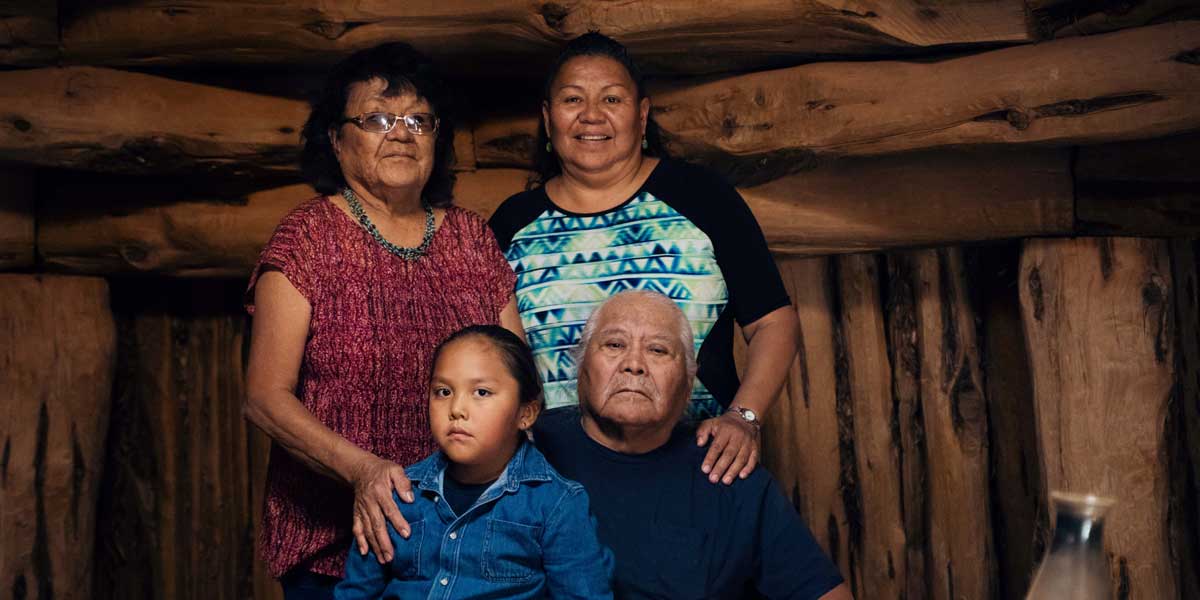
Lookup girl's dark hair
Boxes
[532,32,668,186]
[301,42,457,207]
[430,325,543,405]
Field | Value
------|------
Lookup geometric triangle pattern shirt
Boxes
[490,159,791,421]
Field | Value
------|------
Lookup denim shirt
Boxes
[334,440,614,599]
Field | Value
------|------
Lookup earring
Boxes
[545,141,553,153]
[641,137,648,150]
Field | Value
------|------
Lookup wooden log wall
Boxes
[0,169,34,270]
[1020,239,1179,599]
[0,3,1198,599]
[93,279,279,600]
[1,275,116,600]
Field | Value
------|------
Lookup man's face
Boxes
[578,296,692,433]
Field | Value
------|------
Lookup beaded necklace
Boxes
[342,187,435,261]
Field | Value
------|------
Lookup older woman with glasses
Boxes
[244,43,520,598]
[490,33,801,488]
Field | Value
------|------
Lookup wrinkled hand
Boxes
[350,456,414,563]
[696,412,760,485]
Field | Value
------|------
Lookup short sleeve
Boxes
[648,161,790,326]
[487,189,551,254]
[244,203,323,314]
[460,208,518,317]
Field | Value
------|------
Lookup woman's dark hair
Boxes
[301,42,457,207]
[430,325,543,406]
[532,32,668,186]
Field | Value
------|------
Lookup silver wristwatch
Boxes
[727,405,761,431]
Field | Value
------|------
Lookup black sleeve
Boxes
[749,475,845,599]
[649,160,790,325]
[486,188,549,254]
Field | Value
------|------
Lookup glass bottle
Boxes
[1025,491,1116,600]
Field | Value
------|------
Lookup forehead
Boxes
[594,298,680,340]
[435,336,507,371]
[552,55,635,89]
[344,78,431,112]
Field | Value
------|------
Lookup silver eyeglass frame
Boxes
[340,112,440,136]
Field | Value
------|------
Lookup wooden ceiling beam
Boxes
[57,1,1034,74]
[477,21,1200,181]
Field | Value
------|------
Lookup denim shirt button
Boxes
[449,531,458,540]
[440,577,449,586]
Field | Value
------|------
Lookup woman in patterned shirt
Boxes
[489,32,801,489]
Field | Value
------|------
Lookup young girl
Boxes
[334,325,614,599]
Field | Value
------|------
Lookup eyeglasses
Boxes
[340,112,440,135]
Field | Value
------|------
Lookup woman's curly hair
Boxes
[300,42,458,207]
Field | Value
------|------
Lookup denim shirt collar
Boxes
[407,439,553,501]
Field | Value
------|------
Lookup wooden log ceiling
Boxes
[54,1,1033,74]
[1027,0,1200,39]
[0,1,1187,72]
[3,21,1198,178]
[35,148,1080,276]
[0,1,57,66]
[479,21,1200,174]
[0,67,310,177]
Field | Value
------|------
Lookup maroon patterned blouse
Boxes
[245,197,517,578]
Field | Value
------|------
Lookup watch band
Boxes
[727,405,762,431]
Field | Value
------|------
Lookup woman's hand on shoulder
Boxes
[696,412,760,485]
[349,455,415,563]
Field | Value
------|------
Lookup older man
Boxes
[533,290,851,600]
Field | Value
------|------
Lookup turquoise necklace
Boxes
[342,187,435,261]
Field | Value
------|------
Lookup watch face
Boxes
[742,409,757,422]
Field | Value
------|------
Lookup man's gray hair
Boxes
[573,290,698,378]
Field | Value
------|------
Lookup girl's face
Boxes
[428,337,539,484]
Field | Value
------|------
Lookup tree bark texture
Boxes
[0,168,34,270]
[882,251,930,600]
[832,253,907,598]
[892,248,995,600]
[93,279,281,600]
[1019,238,1178,599]
[0,274,116,600]
[0,67,308,176]
[59,1,1032,74]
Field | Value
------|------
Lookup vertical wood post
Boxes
[905,248,995,600]
[0,274,117,600]
[834,253,907,598]
[972,244,1045,600]
[759,256,852,580]
[1020,238,1177,599]
[93,280,280,600]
